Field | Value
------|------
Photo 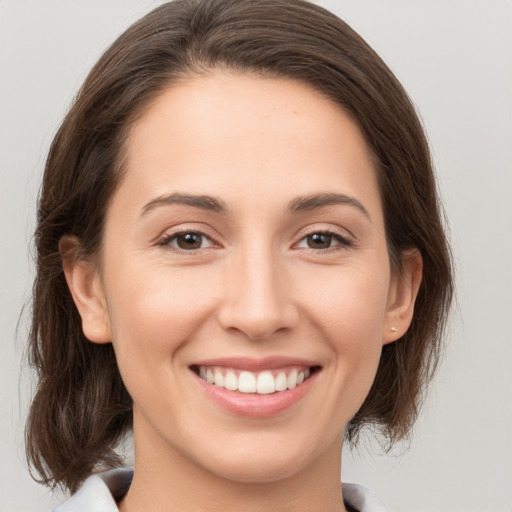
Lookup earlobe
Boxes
[60,236,111,344]
[382,248,423,345]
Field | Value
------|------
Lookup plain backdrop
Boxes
[1,1,511,511]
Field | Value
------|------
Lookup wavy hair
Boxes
[26,0,453,493]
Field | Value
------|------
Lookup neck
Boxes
[118,423,347,512]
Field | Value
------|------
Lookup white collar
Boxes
[54,468,389,512]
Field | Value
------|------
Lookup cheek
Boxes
[104,260,220,371]
[302,262,389,343]
[300,263,389,406]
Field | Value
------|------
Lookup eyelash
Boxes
[294,230,353,252]
[157,231,217,253]
[157,228,353,254]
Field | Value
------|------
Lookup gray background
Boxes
[1,1,511,510]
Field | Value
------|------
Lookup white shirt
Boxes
[53,468,390,512]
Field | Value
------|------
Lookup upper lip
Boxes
[190,356,321,372]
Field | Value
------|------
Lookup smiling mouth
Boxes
[190,365,320,395]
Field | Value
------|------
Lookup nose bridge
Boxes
[218,238,298,339]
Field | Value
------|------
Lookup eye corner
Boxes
[293,229,354,252]
[157,229,221,253]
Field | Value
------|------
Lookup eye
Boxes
[295,231,351,250]
[160,231,215,251]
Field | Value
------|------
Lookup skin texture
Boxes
[62,72,422,512]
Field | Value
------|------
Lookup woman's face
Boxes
[78,71,413,483]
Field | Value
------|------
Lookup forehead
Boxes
[115,71,382,220]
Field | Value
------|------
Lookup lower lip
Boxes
[195,371,318,418]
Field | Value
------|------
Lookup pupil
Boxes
[178,232,201,250]
[308,233,331,249]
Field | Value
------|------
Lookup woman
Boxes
[26,0,453,510]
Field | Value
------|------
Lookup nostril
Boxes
[216,283,300,340]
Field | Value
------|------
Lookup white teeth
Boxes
[197,366,313,394]
[256,371,275,394]
[214,368,224,387]
[224,371,238,391]
[238,371,256,393]
[287,369,298,389]
[275,372,288,391]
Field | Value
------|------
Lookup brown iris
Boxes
[306,233,334,249]
[176,232,203,250]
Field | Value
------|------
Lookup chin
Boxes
[203,453,311,484]
[187,429,334,485]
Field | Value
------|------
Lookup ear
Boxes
[60,236,111,344]
[382,248,423,345]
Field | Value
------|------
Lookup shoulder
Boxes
[343,482,390,512]
[53,469,389,512]
[53,468,133,512]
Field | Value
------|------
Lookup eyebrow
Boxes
[288,193,370,219]
[140,193,229,216]
[140,191,370,219]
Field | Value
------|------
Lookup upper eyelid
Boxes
[157,223,220,242]
[294,224,354,242]
[299,229,350,241]
[158,232,351,255]
[156,223,354,248]
[293,230,352,250]
[159,230,218,247]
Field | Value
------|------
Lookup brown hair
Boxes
[26,0,453,493]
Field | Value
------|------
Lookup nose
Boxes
[217,246,300,341]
